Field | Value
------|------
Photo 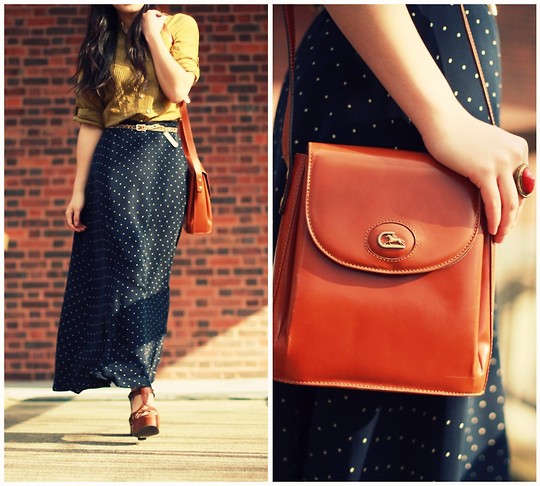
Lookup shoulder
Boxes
[165,13,199,36]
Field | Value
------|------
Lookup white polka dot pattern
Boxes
[54,122,187,393]
[273,5,510,481]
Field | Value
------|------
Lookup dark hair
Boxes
[74,4,157,98]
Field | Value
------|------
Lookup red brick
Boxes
[4,4,268,382]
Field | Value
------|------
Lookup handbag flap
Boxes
[306,142,483,274]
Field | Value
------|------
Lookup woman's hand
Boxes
[142,9,167,41]
[142,11,197,103]
[325,4,531,244]
[67,123,102,233]
[65,191,87,233]
[422,108,528,244]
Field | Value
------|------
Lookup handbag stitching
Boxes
[275,377,487,397]
[305,147,483,274]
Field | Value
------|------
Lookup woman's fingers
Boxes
[478,178,502,238]
[494,136,529,242]
[144,9,166,31]
[65,206,86,232]
[445,118,530,244]
[494,170,522,243]
[65,208,74,230]
[72,208,84,231]
[478,167,526,244]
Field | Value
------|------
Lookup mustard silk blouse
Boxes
[73,13,200,129]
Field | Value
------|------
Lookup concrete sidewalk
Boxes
[4,379,268,482]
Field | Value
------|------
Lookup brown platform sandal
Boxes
[128,387,160,440]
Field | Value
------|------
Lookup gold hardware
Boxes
[377,231,406,249]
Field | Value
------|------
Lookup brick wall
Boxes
[4,5,268,381]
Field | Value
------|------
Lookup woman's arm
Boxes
[65,123,103,232]
[325,5,528,244]
[142,10,196,103]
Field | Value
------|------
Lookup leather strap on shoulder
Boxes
[282,6,296,170]
[460,5,496,126]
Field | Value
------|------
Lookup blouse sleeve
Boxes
[167,14,201,84]
[73,87,105,128]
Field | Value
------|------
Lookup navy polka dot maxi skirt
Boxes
[53,121,187,393]
[273,5,510,481]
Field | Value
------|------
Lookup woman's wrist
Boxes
[71,185,86,198]
[143,28,163,45]
[71,174,89,195]
[414,98,470,151]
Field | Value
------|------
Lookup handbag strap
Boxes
[178,101,205,193]
[459,5,496,126]
[165,21,205,194]
[281,5,296,171]
[281,5,497,171]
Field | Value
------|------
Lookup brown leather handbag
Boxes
[178,101,213,234]
[273,6,495,395]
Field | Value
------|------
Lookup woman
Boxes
[273,5,531,481]
[53,4,199,440]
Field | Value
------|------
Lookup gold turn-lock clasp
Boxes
[377,231,406,249]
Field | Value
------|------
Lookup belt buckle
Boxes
[135,124,147,132]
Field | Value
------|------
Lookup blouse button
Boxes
[146,109,151,114]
